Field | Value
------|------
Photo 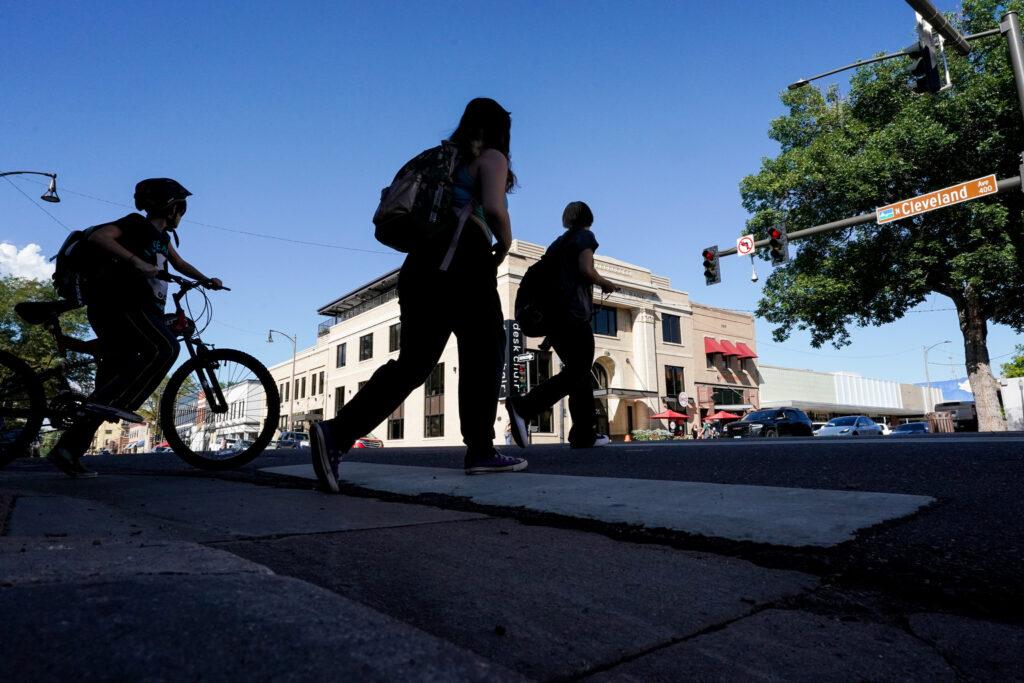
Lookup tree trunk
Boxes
[956,293,1007,432]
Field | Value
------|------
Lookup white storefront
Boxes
[759,364,944,422]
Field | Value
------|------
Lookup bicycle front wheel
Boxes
[0,350,46,468]
[160,348,280,470]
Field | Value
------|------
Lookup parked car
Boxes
[276,431,309,449]
[152,445,172,453]
[891,422,930,436]
[877,422,892,436]
[354,433,384,449]
[815,415,883,437]
[724,408,814,438]
[934,400,978,432]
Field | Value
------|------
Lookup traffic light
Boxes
[702,245,720,286]
[908,22,942,94]
[768,223,789,265]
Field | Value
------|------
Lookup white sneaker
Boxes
[592,434,611,447]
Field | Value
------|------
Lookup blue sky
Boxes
[2,0,1019,385]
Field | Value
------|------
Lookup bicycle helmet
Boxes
[134,178,192,212]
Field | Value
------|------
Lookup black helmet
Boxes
[134,178,192,212]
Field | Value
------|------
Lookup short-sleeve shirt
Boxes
[546,228,599,321]
[83,213,171,313]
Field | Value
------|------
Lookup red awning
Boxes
[650,409,688,420]
[704,337,726,354]
[734,342,758,359]
[718,339,740,356]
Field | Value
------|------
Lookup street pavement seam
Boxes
[202,514,496,546]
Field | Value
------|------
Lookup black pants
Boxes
[54,305,179,458]
[324,257,505,453]
[514,317,597,447]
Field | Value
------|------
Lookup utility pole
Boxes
[923,340,951,411]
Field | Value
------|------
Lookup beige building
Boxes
[89,420,124,454]
[268,240,759,446]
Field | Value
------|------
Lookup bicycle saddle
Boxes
[14,299,81,325]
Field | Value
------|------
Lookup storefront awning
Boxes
[593,388,660,400]
[734,342,758,359]
[704,337,726,354]
[718,339,740,356]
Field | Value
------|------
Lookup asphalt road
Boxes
[68,434,1024,619]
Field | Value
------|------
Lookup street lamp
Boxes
[0,170,60,202]
[268,330,297,432]
[923,340,952,410]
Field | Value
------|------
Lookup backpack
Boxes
[373,141,476,269]
[515,255,560,338]
[50,226,102,306]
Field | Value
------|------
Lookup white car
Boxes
[877,422,892,436]
[815,415,883,437]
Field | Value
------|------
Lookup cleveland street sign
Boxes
[876,174,998,224]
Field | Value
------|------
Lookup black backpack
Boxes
[515,255,561,338]
[50,226,102,306]
[373,141,463,254]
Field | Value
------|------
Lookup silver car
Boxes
[815,415,883,437]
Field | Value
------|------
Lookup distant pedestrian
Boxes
[505,201,619,449]
[310,98,527,493]
[504,422,513,446]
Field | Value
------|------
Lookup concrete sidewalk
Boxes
[1,466,1020,681]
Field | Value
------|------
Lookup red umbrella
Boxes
[650,409,688,420]
[706,410,741,421]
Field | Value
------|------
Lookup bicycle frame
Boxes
[166,277,230,416]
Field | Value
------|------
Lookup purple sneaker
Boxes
[464,449,528,475]
[310,421,340,493]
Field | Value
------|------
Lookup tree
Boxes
[740,0,1024,431]
[135,376,169,444]
[1001,344,1024,377]
[0,275,92,390]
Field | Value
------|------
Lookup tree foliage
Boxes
[1002,344,1024,376]
[0,275,93,389]
[741,0,1024,348]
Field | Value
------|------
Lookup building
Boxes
[758,365,944,424]
[999,377,1024,430]
[268,240,759,446]
[171,380,270,450]
[125,422,152,453]
[89,421,124,454]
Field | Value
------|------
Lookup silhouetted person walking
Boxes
[506,201,619,449]
[310,98,527,493]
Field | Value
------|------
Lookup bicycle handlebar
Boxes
[157,271,231,292]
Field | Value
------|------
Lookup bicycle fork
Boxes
[188,343,229,414]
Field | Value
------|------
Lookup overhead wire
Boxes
[2,176,71,232]
[6,177,396,255]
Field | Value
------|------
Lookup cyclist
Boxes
[48,178,224,477]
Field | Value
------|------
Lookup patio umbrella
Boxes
[706,410,741,421]
[650,409,688,420]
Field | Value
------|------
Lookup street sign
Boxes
[515,353,535,362]
[876,174,997,224]
[736,235,755,256]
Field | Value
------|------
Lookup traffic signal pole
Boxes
[711,9,1024,264]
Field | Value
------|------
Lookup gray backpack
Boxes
[372,140,475,270]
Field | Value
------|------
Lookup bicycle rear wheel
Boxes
[0,350,46,468]
[160,348,280,470]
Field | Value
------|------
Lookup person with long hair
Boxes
[310,98,527,492]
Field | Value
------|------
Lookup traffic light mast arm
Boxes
[788,50,915,91]
[717,175,1023,258]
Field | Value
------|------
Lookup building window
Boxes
[282,382,289,402]
[424,363,445,437]
[292,379,298,400]
[300,376,306,398]
[318,371,325,395]
[336,343,347,368]
[662,314,681,344]
[712,387,744,406]
[279,383,285,404]
[358,381,368,391]
[389,323,401,353]
[528,350,554,433]
[334,386,345,417]
[388,402,405,439]
[279,415,288,429]
[359,333,373,361]
[665,366,685,398]
[592,306,617,337]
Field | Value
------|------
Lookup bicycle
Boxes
[1,274,280,471]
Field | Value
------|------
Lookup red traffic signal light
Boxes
[768,223,790,265]
[702,245,721,285]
